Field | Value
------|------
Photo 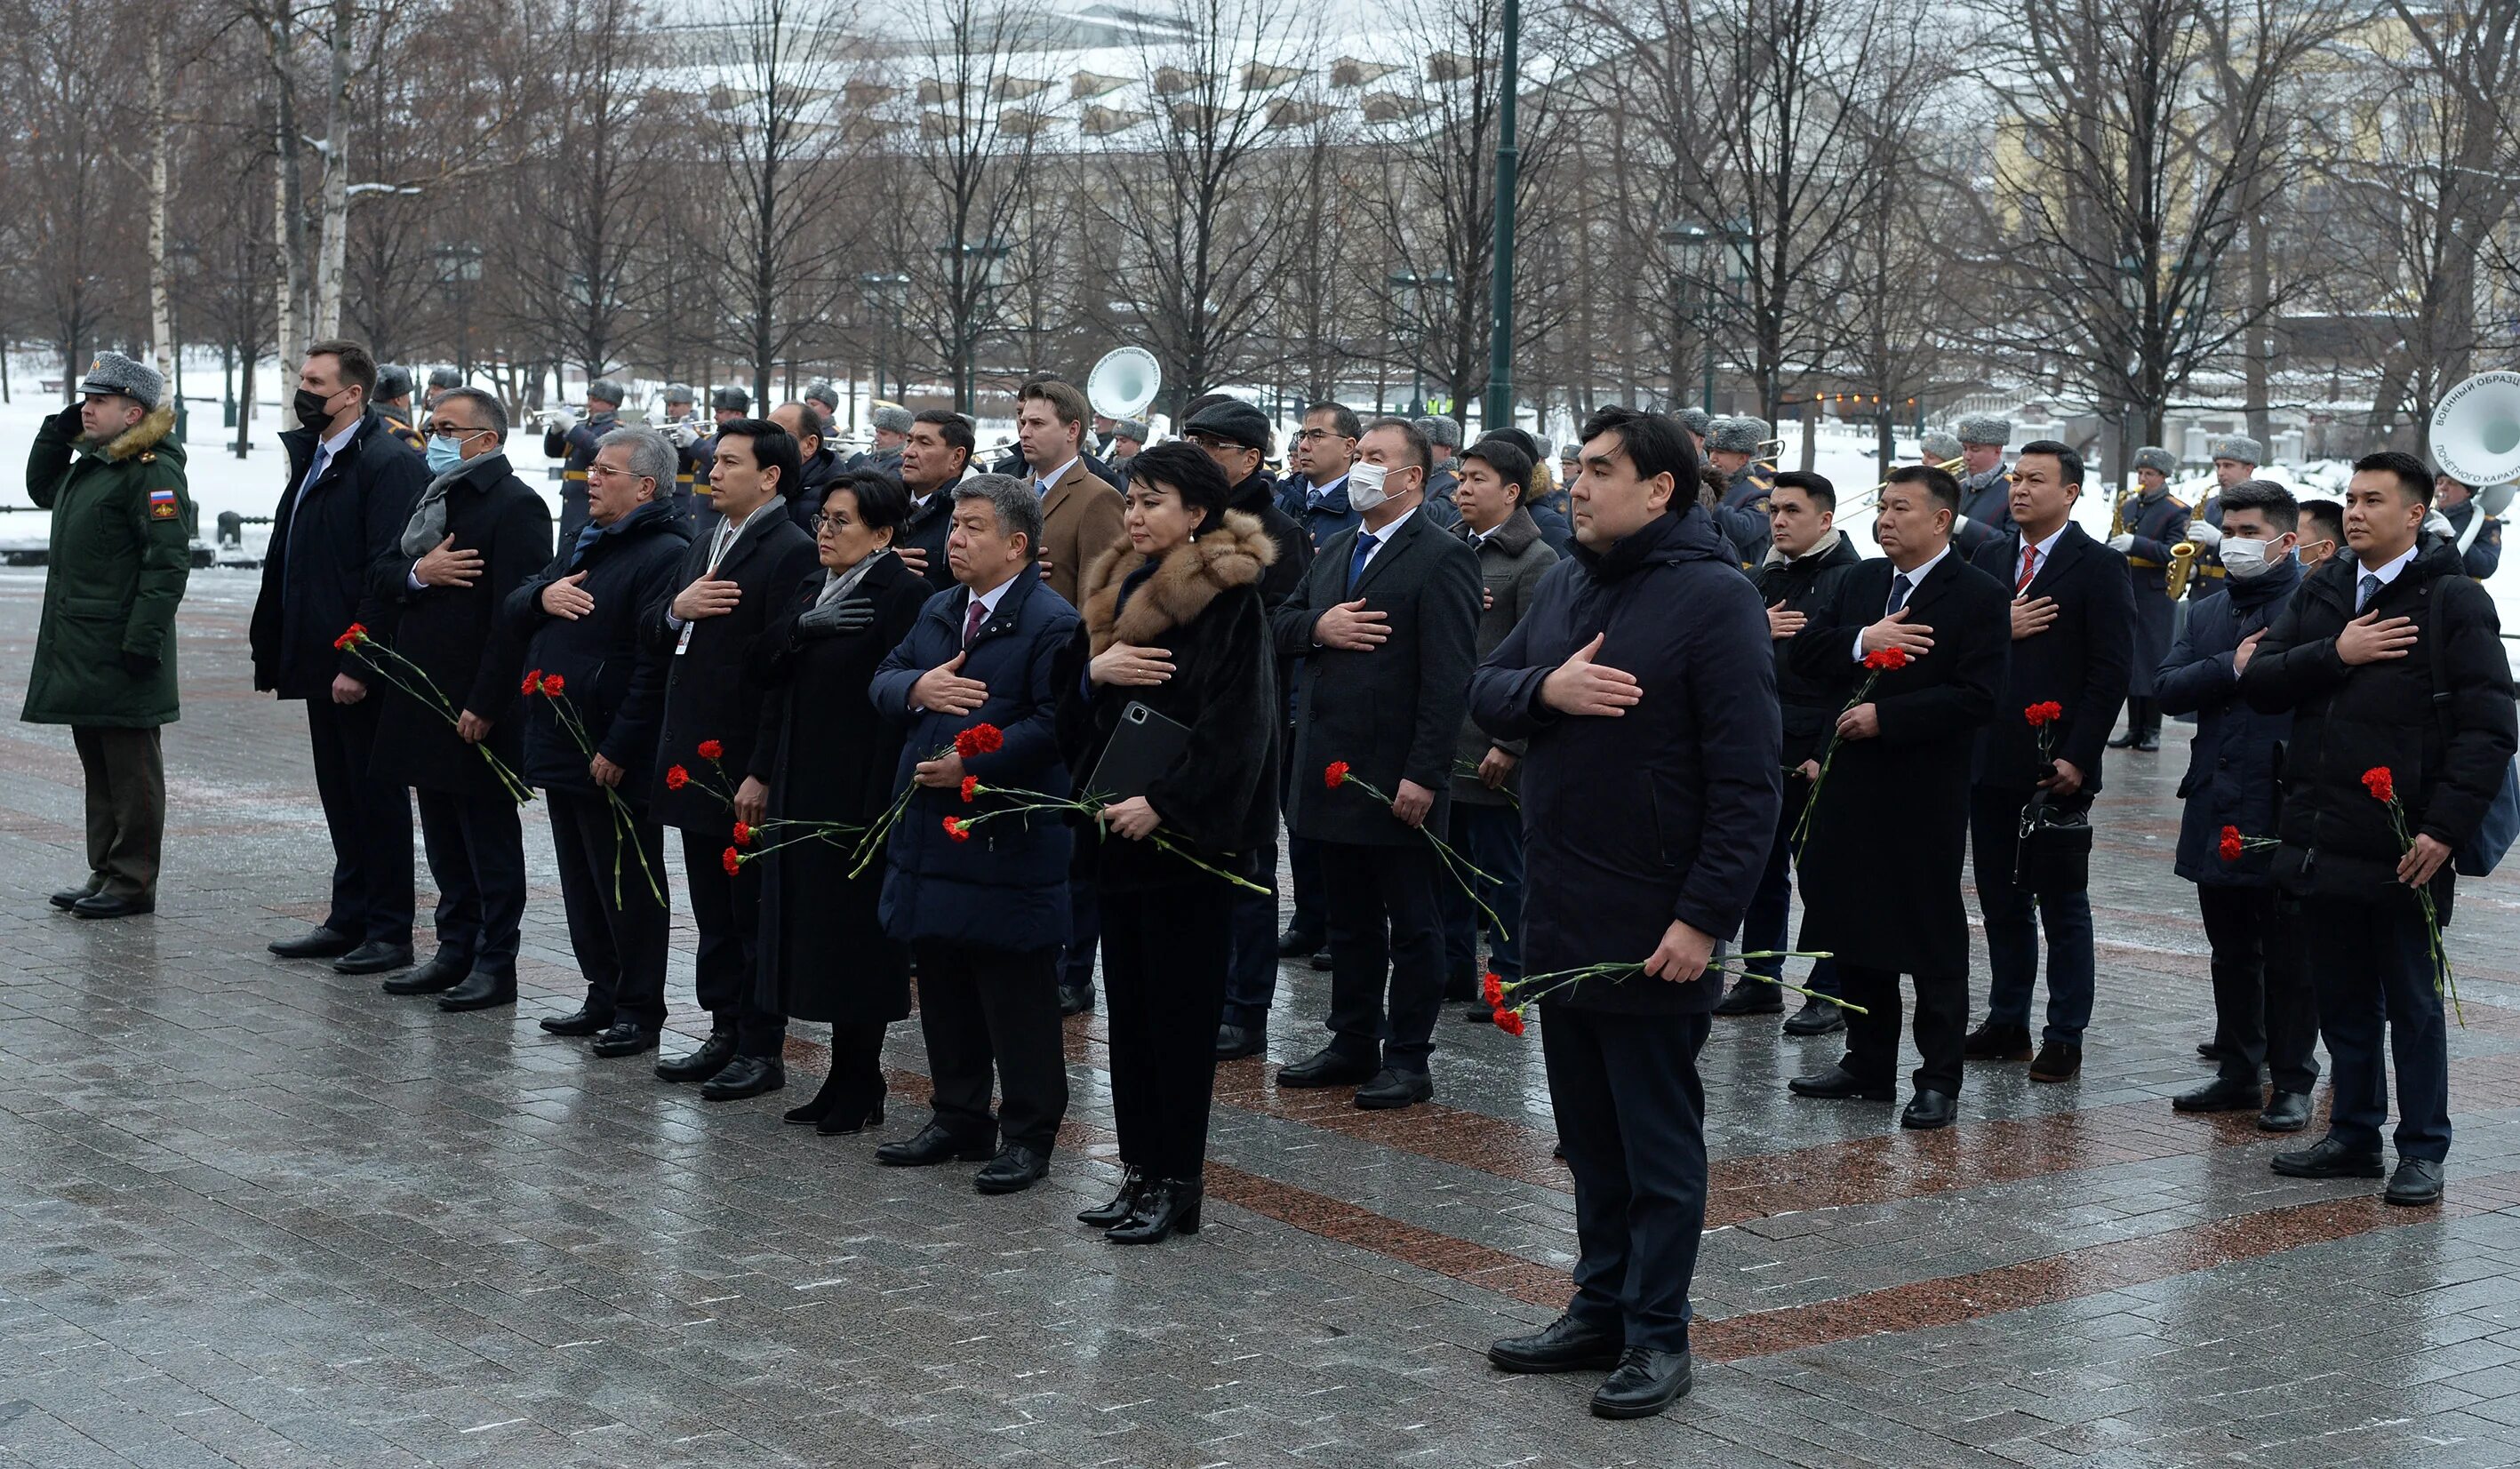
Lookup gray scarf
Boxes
[400,453,505,557]
[815,547,892,607]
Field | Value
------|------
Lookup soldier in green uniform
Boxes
[2107,445,2188,750]
[21,352,195,918]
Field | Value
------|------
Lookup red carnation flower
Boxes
[333,623,368,651]
[1861,646,1909,672]
[2024,700,2064,728]
[521,668,543,696]
[1492,1007,1526,1037]
[540,674,564,696]
[959,775,979,802]
[2363,767,2395,803]
[2219,825,2244,863]
[721,846,742,875]
[1481,971,1504,1009]
[943,816,972,842]
[954,723,1004,759]
[732,821,753,848]
[664,764,690,791]
[697,738,724,762]
[1324,761,1351,790]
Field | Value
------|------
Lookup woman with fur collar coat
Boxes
[1058,443,1279,1245]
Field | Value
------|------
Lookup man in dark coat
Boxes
[2155,479,2317,1132]
[1273,402,1366,965]
[2240,450,2518,1208]
[893,409,972,594]
[364,388,551,1010]
[542,377,624,540]
[1725,470,1861,1033]
[1949,413,2015,555]
[23,354,193,919]
[1182,399,1312,1058]
[1470,406,1779,1420]
[642,419,820,1099]
[2105,446,2188,751]
[1269,418,1482,1109]
[252,339,430,975]
[868,475,1083,1195]
[1785,467,2007,1129]
[769,401,844,534]
[504,432,692,1056]
[1964,440,2134,1082]
[1413,412,1465,531]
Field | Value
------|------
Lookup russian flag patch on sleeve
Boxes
[148,487,179,520]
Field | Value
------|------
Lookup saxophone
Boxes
[2164,539,2200,599]
[2107,487,2130,540]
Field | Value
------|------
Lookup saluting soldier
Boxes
[2106,445,2187,751]
[1703,415,1773,566]
[1950,413,2015,555]
[2433,474,2504,579]
[2180,434,2261,600]
[543,377,627,540]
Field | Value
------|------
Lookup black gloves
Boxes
[796,596,875,640]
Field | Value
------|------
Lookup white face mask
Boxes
[2221,536,2291,579]
[1346,460,1390,512]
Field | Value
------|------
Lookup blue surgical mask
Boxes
[425,434,467,475]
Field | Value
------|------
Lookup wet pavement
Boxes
[6,569,2520,1467]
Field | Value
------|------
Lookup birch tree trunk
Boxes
[268,6,306,375]
[311,0,354,338]
[146,30,174,380]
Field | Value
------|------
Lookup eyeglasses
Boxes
[1294,428,1346,443]
[428,423,487,438]
[808,512,852,533]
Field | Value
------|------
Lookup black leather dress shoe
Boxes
[1079,1167,1147,1227]
[268,926,358,959]
[589,1023,660,1058]
[2271,1135,2386,1179]
[655,1029,737,1083]
[1590,1346,1692,1418]
[1214,1023,1266,1059]
[2196,1040,2228,1061]
[50,883,98,911]
[2258,1090,2313,1133]
[1275,926,1321,958]
[437,972,516,1011]
[2386,1157,2444,1206]
[1354,1067,1433,1110]
[700,1055,785,1100]
[1782,998,1845,1036]
[1487,1313,1624,1374]
[332,941,415,976]
[1308,949,1332,971]
[1963,1021,2033,1061]
[974,1143,1051,1194]
[1900,1090,1957,1130]
[1276,1047,1380,1089]
[2172,1077,2263,1113]
[540,1004,613,1036]
[1107,1178,1202,1243]
[2028,1041,2083,1082]
[1057,983,1094,1017]
[2133,733,2161,752]
[1712,980,1782,1017]
[876,1121,996,1167]
[71,892,152,920]
[2107,731,2140,749]
[382,954,468,995]
[1788,1064,1893,1101]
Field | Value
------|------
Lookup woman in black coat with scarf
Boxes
[1060,443,1279,1243]
[740,470,930,1133]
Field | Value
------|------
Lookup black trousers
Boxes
[1102,880,1232,1179]
[71,725,164,900]
[306,697,413,946]
[677,826,782,1051]
[547,789,670,1028]
[2304,896,2449,1162]
[2196,883,2320,1094]
[1543,1004,1710,1354]
[414,786,526,976]
[913,940,1068,1154]
[1838,964,1967,1097]
[824,1020,890,1114]
[2124,695,2161,739]
[1319,840,1446,1072]
[1221,840,1281,1028]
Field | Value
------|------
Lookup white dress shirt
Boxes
[2355,544,2419,608]
[1854,543,1953,660]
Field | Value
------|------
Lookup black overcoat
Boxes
[502,499,693,798]
[641,506,820,830]
[252,411,430,699]
[1970,522,2135,794]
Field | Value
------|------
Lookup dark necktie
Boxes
[2357,573,2380,612]
[1348,531,1380,595]
[1886,572,1913,616]
[963,596,987,648]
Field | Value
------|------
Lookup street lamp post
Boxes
[1658,222,1708,411]
[1388,270,1424,415]
[938,241,1010,414]
[1484,0,1522,437]
[436,243,483,379]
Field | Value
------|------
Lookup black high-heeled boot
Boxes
[1107,1178,1202,1244]
[816,1086,885,1135]
[782,1068,847,1126]
[814,1024,890,1134]
[1077,1166,1146,1227]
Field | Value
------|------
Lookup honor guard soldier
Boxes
[804,379,841,422]
[689,385,752,520]
[658,384,706,522]
[423,367,463,413]
[1703,415,1773,566]
[1949,413,2014,554]
[2107,445,2187,750]
[373,365,427,452]
[1676,406,1711,457]
[1920,429,1961,467]
[544,377,627,539]
[2433,474,2503,579]
[2182,434,2262,598]
[848,403,912,474]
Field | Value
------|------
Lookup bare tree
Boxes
[0,0,141,391]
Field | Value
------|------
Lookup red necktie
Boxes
[2015,546,2038,593]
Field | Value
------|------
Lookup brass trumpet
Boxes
[2163,539,2200,599]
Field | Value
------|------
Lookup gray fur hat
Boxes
[663,382,696,404]
[77,351,164,412]
[427,366,463,391]
[1111,418,1149,442]
[2208,434,2263,465]
[374,364,414,401]
[711,385,751,414]
[1953,413,2011,447]
[2131,445,2178,476]
[1677,407,1713,437]
[804,379,839,411]
[587,378,628,406]
[869,403,913,435]
[1921,430,1963,462]
[1705,416,1769,455]
[1412,414,1463,450]
[1560,440,1580,462]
